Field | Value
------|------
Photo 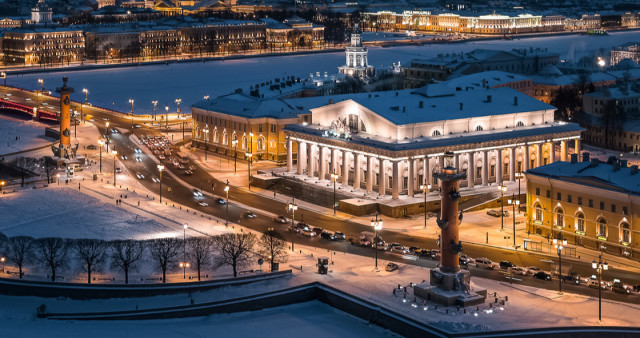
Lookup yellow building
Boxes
[526,153,640,258]
[2,28,85,65]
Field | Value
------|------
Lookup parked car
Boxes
[587,279,607,290]
[87,144,97,150]
[151,176,160,183]
[417,250,432,259]
[120,155,128,160]
[320,231,333,240]
[499,261,516,270]
[198,202,209,207]
[385,262,399,272]
[475,257,495,269]
[508,266,528,275]
[273,215,288,223]
[312,227,323,236]
[533,271,552,281]
[612,280,631,294]
[429,249,441,260]
[561,274,581,285]
[301,229,315,237]
[486,209,509,217]
[183,170,193,175]
[333,231,346,240]
[245,211,257,219]
[296,222,310,232]
[135,172,144,179]
[389,243,408,254]
[115,167,122,173]
[526,266,542,275]
[408,246,422,254]
[459,254,473,266]
[134,148,141,153]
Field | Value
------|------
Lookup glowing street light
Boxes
[157,164,165,203]
[82,88,88,102]
[0,72,6,86]
[0,180,5,193]
[331,170,339,215]
[508,195,520,247]
[371,213,383,269]
[420,183,431,229]
[592,255,609,321]
[112,150,118,186]
[152,100,158,121]
[165,106,169,133]
[224,180,230,226]
[515,172,525,214]
[105,121,111,152]
[175,98,182,117]
[498,184,507,230]
[553,235,567,293]
[97,139,104,173]
[203,124,209,161]
[288,199,298,251]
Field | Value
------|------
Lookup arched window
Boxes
[533,203,543,224]
[222,131,228,145]
[213,128,218,143]
[597,218,607,238]
[575,212,585,233]
[621,222,631,243]
[555,207,564,228]
[516,121,525,127]
[257,137,265,151]
[475,125,484,131]
[242,136,247,150]
[432,130,441,136]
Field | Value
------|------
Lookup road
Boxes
[2,86,640,305]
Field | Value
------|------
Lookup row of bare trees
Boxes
[0,231,288,284]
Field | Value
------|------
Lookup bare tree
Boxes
[186,236,215,281]
[5,236,34,279]
[41,157,58,184]
[72,239,106,284]
[257,229,288,272]
[35,237,68,282]
[213,233,256,277]
[148,237,181,283]
[110,240,145,284]
[10,157,38,187]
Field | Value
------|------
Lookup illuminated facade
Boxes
[338,24,374,78]
[263,17,325,51]
[526,155,640,258]
[611,44,640,66]
[2,28,85,65]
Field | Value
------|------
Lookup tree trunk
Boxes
[197,265,201,281]
[18,264,23,279]
[232,262,237,277]
[124,268,129,284]
[162,267,166,283]
[51,267,56,282]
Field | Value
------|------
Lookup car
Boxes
[333,231,346,240]
[499,261,516,270]
[417,250,432,259]
[390,244,408,254]
[587,279,607,290]
[526,266,542,275]
[192,189,203,197]
[189,166,196,171]
[115,167,122,173]
[135,157,142,162]
[134,148,142,153]
[120,155,127,160]
[475,257,495,269]
[216,198,227,204]
[459,254,473,266]
[429,249,441,260]
[25,98,31,101]
[312,227,323,236]
[320,231,333,240]
[274,215,288,223]
[296,222,310,232]
[487,210,509,217]
[178,165,186,170]
[133,124,142,128]
[151,176,160,183]
[245,211,257,219]
[385,262,399,272]
[561,274,581,285]
[111,129,118,133]
[183,170,193,175]
[508,266,528,275]
[612,280,631,294]
[301,229,315,237]
[408,246,422,254]
[87,144,97,150]
[198,202,209,207]
[533,271,552,281]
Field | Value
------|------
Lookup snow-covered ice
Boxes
[0,114,54,156]
[8,31,638,114]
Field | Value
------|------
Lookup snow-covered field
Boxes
[0,187,173,240]
[0,114,54,156]
[8,31,638,114]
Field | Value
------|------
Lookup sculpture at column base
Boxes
[51,143,78,159]
[414,269,487,307]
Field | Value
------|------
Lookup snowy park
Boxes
[7,31,639,115]
[0,114,55,156]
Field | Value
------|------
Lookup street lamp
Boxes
[152,100,158,121]
[288,199,298,251]
[371,213,382,269]
[105,122,110,152]
[38,78,43,92]
[420,183,431,229]
[508,194,520,247]
[232,139,238,173]
[0,256,4,273]
[592,255,608,321]
[203,124,209,161]
[330,170,339,215]
[165,106,169,133]
[498,184,507,230]
[553,235,567,293]
[515,172,524,213]
[204,95,210,101]
[175,98,182,117]
[182,224,188,279]
[56,173,60,185]
[0,180,5,192]
[1,72,6,86]
[73,110,77,138]
[224,180,230,226]
[247,152,253,190]
[158,164,164,203]
[97,139,103,173]
[112,150,118,186]
[180,116,186,141]
[82,88,88,102]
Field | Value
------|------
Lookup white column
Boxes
[408,158,415,197]
[561,140,567,162]
[482,150,488,186]
[575,139,581,160]
[509,146,516,181]
[392,161,400,199]
[454,153,460,170]
[319,146,326,180]
[496,148,503,185]
[378,158,386,196]
[286,138,292,172]
[438,156,445,189]
[354,153,361,190]
[342,151,349,185]
[523,145,529,172]
[366,155,373,192]
[467,152,475,188]
[549,142,556,163]
[297,141,306,175]
[307,144,315,178]
[536,143,543,168]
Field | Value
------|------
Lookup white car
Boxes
[475,257,495,270]
[151,176,160,183]
[193,189,203,197]
[198,202,208,207]
[301,229,315,237]
[135,157,142,162]
[134,148,142,154]
[246,211,257,219]
[135,172,145,179]
[508,266,528,275]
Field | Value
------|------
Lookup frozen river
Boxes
[8,30,639,114]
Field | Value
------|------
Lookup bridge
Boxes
[0,98,59,122]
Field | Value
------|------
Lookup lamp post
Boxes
[97,139,103,173]
[288,199,298,251]
[371,213,382,269]
[498,184,507,230]
[182,224,188,279]
[224,180,230,226]
[515,172,524,214]
[105,122,110,153]
[331,170,339,215]
[592,255,608,321]
[0,256,4,273]
[180,116,186,141]
[158,164,164,203]
[165,106,169,133]
[553,235,567,293]
[203,124,209,161]
[73,110,77,138]
[175,98,182,117]
[129,99,134,115]
[204,95,210,101]
[82,88,88,102]
[247,152,253,190]
[38,78,43,92]
[56,174,60,185]
[0,180,5,192]
[1,72,6,86]
[508,194,520,247]
[152,100,158,121]
[420,183,431,229]
[112,150,118,186]
[232,139,238,173]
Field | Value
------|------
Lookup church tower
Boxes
[338,24,374,77]
[31,0,53,24]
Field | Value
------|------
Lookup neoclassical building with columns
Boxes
[284,85,583,199]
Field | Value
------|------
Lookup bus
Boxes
[177,151,190,164]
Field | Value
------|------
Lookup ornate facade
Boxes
[338,24,374,78]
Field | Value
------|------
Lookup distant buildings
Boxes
[611,43,640,67]
[2,28,85,65]
[526,154,639,258]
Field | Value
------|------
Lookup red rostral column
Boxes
[435,151,466,274]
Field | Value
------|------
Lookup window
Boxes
[597,218,607,238]
[516,121,525,127]
[534,203,543,223]
[348,115,358,131]
[600,201,604,210]
[535,187,540,196]
[578,197,582,205]
[567,195,572,203]
[475,125,483,131]
[557,192,562,201]
[576,213,585,233]
[621,222,631,243]
[589,199,593,208]
[556,208,564,227]
[611,204,616,213]
[258,124,263,132]
[257,137,265,151]
[490,165,495,177]
[546,190,550,198]
[432,130,441,136]
[503,163,508,176]
[623,206,628,215]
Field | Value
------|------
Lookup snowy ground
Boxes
[0,114,55,156]
[7,31,638,114]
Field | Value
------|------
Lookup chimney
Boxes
[582,152,590,162]
[459,102,463,111]
[514,96,518,106]
[482,79,487,88]
[613,162,621,172]
[607,156,617,164]
[590,158,600,167]
[570,153,578,163]
[486,95,492,103]
[395,92,399,96]
[620,159,628,168]
[419,101,424,108]
[631,165,638,175]
[329,99,334,104]
[402,106,406,113]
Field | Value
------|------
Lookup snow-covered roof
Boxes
[530,72,616,86]
[613,58,640,70]
[527,160,640,195]
[441,70,530,89]
[191,93,303,120]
